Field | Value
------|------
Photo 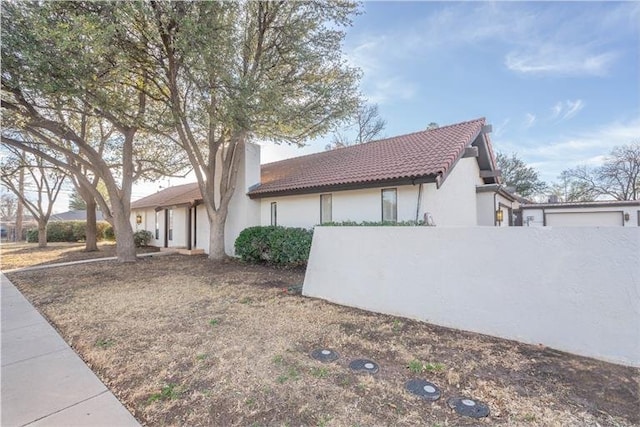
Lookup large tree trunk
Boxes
[205,137,244,261]
[15,168,24,241]
[207,209,228,261]
[84,197,98,252]
[37,219,47,248]
[111,201,137,263]
[77,182,98,251]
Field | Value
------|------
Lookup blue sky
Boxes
[261,1,640,185]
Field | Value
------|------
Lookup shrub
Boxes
[46,221,75,242]
[26,229,38,243]
[25,221,114,243]
[133,230,153,247]
[103,224,115,240]
[96,221,112,240]
[235,226,313,267]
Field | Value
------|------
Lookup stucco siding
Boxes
[258,157,489,228]
[421,157,482,226]
[224,142,262,255]
[304,227,640,367]
[131,208,165,247]
[476,192,495,226]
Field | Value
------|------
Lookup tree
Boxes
[68,190,87,210]
[0,193,17,221]
[0,146,67,247]
[1,2,188,260]
[496,152,548,198]
[426,122,439,130]
[123,1,360,259]
[560,143,640,201]
[326,102,386,150]
[549,169,598,202]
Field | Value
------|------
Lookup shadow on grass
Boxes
[1,242,159,271]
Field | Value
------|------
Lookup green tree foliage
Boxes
[559,143,640,201]
[1,2,188,261]
[496,152,547,198]
[68,190,87,210]
[118,1,361,259]
[3,1,360,261]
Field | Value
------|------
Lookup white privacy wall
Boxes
[303,227,640,366]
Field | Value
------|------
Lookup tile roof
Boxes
[248,118,487,197]
[131,182,202,209]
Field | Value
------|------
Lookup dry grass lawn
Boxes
[4,253,639,426]
[0,241,159,271]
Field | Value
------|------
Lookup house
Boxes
[50,210,107,222]
[130,117,518,255]
[520,200,640,227]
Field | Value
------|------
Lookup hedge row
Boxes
[26,221,114,243]
[235,226,313,267]
[318,220,426,226]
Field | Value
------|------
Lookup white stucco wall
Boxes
[420,157,484,226]
[195,204,210,253]
[522,206,640,227]
[303,227,640,367]
[476,192,495,226]
[258,157,490,228]
[130,208,164,247]
[224,142,262,255]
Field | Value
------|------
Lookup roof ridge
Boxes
[262,117,486,167]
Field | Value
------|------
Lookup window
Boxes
[320,194,332,224]
[168,209,173,241]
[381,188,397,222]
[155,211,159,240]
[270,202,277,226]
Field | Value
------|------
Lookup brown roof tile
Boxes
[131,182,202,209]
[131,118,489,206]
[249,117,486,197]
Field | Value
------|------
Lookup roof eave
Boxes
[248,175,439,199]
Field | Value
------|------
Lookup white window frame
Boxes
[270,202,277,226]
[320,194,332,224]
[381,188,397,222]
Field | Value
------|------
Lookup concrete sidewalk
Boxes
[1,273,140,427]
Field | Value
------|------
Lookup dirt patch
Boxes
[0,242,159,271]
[6,255,638,427]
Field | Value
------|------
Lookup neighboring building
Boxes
[520,200,640,227]
[50,210,107,222]
[131,117,518,255]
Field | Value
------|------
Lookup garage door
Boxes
[546,211,623,227]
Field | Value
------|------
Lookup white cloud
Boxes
[494,118,511,137]
[550,100,585,121]
[367,77,417,105]
[563,100,585,120]
[505,49,617,77]
[524,113,536,128]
